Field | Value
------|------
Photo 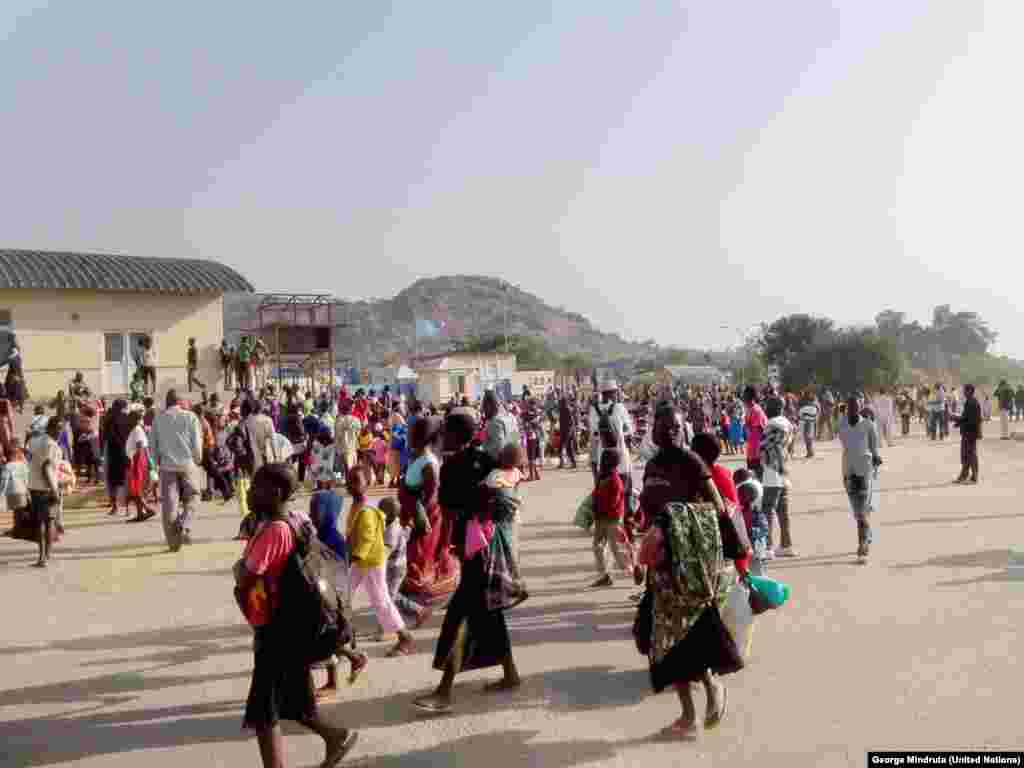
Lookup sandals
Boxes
[658,717,697,740]
[386,639,415,657]
[483,678,521,693]
[413,695,452,714]
[321,730,359,768]
[348,654,368,685]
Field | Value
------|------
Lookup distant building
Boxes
[658,365,730,387]
[509,370,555,397]
[411,352,516,405]
[0,249,252,398]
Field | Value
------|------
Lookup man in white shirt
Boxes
[27,416,62,567]
[334,400,362,480]
[150,389,203,550]
[872,389,896,448]
[245,399,277,473]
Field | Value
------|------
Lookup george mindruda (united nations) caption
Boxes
[869,753,1023,767]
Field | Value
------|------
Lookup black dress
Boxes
[243,625,316,730]
[431,445,511,673]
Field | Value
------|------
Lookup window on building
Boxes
[104,333,125,363]
[0,309,11,327]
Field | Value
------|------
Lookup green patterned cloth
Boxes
[649,501,735,665]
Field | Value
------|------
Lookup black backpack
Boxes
[597,402,618,443]
[277,518,352,665]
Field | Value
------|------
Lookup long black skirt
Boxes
[243,625,316,730]
[432,554,511,673]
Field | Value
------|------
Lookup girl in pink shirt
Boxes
[742,386,767,481]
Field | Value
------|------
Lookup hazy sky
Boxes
[2,2,1021,354]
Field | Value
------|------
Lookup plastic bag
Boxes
[722,582,754,660]
[747,574,791,609]
[574,494,594,531]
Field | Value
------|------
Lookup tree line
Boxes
[753,305,1010,393]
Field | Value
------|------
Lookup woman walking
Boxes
[396,417,460,625]
[414,409,523,713]
[838,396,883,564]
[125,407,156,522]
[103,399,132,516]
[637,404,739,738]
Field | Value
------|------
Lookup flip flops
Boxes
[413,696,452,714]
[321,730,359,768]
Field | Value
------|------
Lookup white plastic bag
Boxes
[722,581,754,660]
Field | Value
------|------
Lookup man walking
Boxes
[588,382,633,488]
[558,393,579,469]
[150,389,203,551]
[481,389,520,462]
[797,392,819,458]
[953,384,982,484]
[818,388,835,441]
[994,379,1014,440]
[873,389,896,448]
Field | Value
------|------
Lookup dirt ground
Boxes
[1,425,1021,767]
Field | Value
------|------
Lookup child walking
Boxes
[310,476,368,699]
[589,449,634,589]
[372,427,389,487]
[346,466,416,657]
[733,468,768,575]
[377,497,410,641]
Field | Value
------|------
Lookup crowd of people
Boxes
[0,362,1007,765]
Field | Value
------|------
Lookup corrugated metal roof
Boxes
[0,249,253,294]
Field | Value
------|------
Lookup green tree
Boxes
[758,314,836,369]
[661,348,690,366]
[735,355,767,388]
[560,352,596,377]
[787,330,904,394]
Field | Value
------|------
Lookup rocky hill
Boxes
[224,275,654,366]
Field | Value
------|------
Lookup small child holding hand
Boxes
[347,466,416,658]
[378,497,410,641]
[589,449,634,589]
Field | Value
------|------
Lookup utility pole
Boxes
[503,281,509,354]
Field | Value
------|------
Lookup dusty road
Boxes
[1,427,1021,767]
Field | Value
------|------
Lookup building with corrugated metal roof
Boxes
[658,364,730,387]
[0,249,253,398]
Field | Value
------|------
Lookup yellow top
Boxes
[346,503,387,567]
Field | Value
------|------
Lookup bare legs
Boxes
[255,713,356,768]
[664,672,725,738]
[35,518,52,567]
[415,653,519,712]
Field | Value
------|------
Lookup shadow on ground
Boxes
[354,728,633,768]
[889,548,1011,572]
[0,665,653,767]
